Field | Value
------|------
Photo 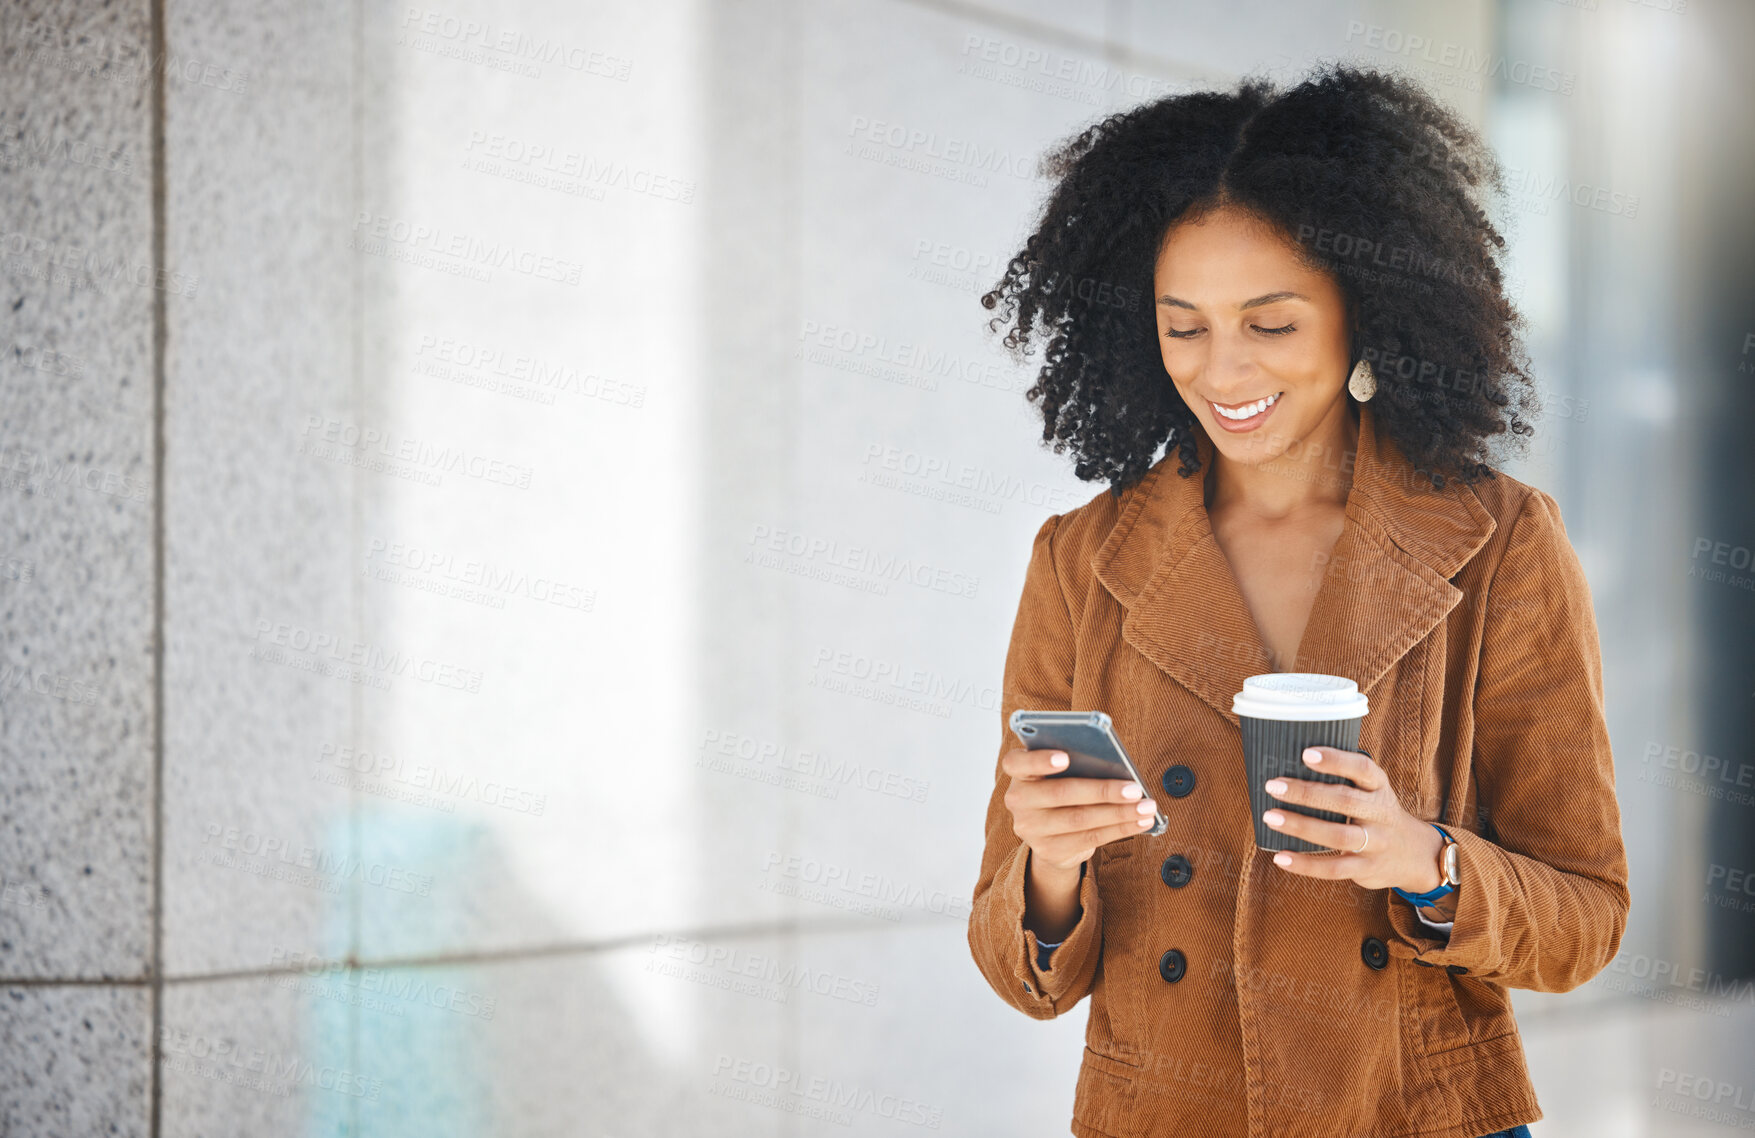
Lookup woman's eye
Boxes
[1162,324,1296,340]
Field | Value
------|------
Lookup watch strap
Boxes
[1393,881,1455,906]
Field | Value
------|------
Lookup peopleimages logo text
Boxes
[251,619,484,693]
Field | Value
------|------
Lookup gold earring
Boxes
[1347,358,1376,402]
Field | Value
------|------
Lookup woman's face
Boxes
[1153,204,1355,466]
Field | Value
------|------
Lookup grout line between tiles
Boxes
[147,0,168,1133]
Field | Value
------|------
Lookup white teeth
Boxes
[1211,391,1281,420]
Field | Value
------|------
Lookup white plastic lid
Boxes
[1232,672,1368,721]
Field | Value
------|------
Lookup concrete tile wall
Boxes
[160,0,361,980]
[0,0,156,984]
[1,985,152,1136]
[344,0,745,962]
[1,1,157,1132]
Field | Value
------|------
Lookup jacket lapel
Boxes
[1092,403,1498,725]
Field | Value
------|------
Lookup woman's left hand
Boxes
[1262,745,1445,893]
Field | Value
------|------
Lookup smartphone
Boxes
[1008,709,1168,837]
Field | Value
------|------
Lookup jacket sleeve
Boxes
[1386,488,1631,992]
[967,513,1104,1020]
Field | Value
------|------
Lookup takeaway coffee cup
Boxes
[1233,673,1370,853]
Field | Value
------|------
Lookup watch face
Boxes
[1443,842,1459,885]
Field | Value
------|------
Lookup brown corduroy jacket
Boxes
[968,402,1630,1138]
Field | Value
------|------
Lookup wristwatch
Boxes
[1392,823,1459,907]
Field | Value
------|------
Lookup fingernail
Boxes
[1137,800,1156,815]
[1303,748,1322,764]
[1137,816,1154,827]
[1121,782,1143,800]
[1265,779,1287,795]
[1273,852,1292,867]
[1050,752,1069,768]
[1264,811,1284,826]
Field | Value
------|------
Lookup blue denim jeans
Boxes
[1476,1127,1532,1138]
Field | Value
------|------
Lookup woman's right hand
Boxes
[1002,746,1159,874]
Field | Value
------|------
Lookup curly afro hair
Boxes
[981,61,1538,495]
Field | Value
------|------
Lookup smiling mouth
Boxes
[1209,391,1283,421]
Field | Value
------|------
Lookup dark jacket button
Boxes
[1162,765,1197,798]
[1361,936,1388,970]
[1446,964,1469,975]
[1158,949,1186,983]
[1159,854,1193,888]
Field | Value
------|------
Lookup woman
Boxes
[967,64,1629,1138]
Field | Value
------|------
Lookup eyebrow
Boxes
[1156,290,1310,310]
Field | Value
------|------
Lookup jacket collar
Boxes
[1092,401,1498,725]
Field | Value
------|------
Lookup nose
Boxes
[1203,329,1259,399]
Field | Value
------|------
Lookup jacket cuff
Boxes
[1385,825,1494,972]
[988,841,1102,1013]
